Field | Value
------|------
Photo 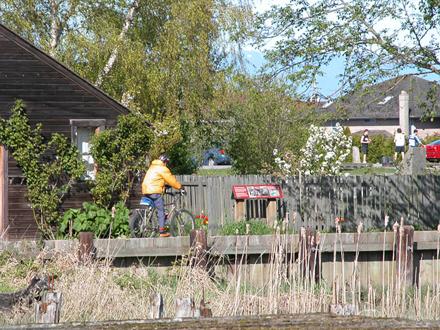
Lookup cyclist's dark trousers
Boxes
[146,193,166,230]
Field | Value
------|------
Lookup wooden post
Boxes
[175,297,197,318]
[190,229,207,269]
[78,232,94,263]
[35,292,62,324]
[299,227,318,281]
[234,199,245,221]
[0,145,8,242]
[149,292,163,319]
[266,199,277,228]
[396,225,414,286]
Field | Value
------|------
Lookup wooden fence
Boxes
[139,174,440,235]
[8,173,440,241]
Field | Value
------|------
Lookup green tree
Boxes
[213,74,314,174]
[89,113,154,207]
[0,100,86,239]
[256,0,440,99]
[0,0,255,168]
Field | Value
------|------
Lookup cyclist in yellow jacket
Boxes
[142,155,185,237]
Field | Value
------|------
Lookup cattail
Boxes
[393,221,399,232]
[335,218,340,232]
[293,212,297,224]
[246,223,250,235]
[384,215,389,227]
[357,221,363,235]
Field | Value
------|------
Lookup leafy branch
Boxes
[0,100,86,239]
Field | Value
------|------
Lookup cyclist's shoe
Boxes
[159,232,170,237]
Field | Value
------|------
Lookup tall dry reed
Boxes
[1,220,440,325]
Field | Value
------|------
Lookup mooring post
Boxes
[149,292,163,319]
[35,292,62,324]
[396,225,414,286]
[299,227,318,281]
[190,229,207,269]
[78,231,94,264]
[175,297,197,318]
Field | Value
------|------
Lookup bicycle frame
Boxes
[129,189,195,238]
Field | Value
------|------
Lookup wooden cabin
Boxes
[0,23,131,242]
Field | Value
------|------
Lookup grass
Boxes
[343,166,397,175]
[197,167,234,175]
[199,166,397,176]
[1,227,439,325]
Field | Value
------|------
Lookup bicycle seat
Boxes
[140,196,154,207]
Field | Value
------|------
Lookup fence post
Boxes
[190,229,207,269]
[234,199,245,221]
[78,232,94,264]
[266,199,277,228]
[396,225,414,286]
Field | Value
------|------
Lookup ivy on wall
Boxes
[0,100,86,239]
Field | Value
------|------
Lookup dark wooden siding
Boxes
[0,24,130,241]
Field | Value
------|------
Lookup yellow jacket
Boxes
[142,159,182,194]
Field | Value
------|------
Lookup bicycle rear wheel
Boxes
[170,209,195,236]
[129,208,157,238]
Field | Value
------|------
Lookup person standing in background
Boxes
[408,129,424,147]
[360,129,371,163]
[394,128,406,161]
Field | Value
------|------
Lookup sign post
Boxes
[232,185,283,226]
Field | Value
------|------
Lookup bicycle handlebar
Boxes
[164,188,186,197]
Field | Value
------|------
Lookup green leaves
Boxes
[89,113,153,207]
[256,0,440,99]
[212,75,313,174]
[0,100,86,239]
[57,201,130,238]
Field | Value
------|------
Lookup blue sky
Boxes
[244,0,439,100]
[243,49,344,98]
[243,0,348,98]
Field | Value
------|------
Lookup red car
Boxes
[424,139,440,162]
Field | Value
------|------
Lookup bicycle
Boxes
[129,189,196,238]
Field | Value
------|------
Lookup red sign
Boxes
[232,185,283,199]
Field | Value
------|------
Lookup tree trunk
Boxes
[95,1,140,87]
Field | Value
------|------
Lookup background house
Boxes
[0,23,131,241]
[319,75,440,138]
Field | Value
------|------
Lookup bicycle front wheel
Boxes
[170,209,195,236]
[129,209,157,238]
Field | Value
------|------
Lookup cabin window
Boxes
[70,119,106,180]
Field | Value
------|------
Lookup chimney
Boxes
[399,91,409,136]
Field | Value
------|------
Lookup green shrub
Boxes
[422,133,440,145]
[57,201,130,238]
[352,133,395,163]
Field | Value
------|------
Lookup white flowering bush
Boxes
[300,124,352,175]
[260,149,301,178]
